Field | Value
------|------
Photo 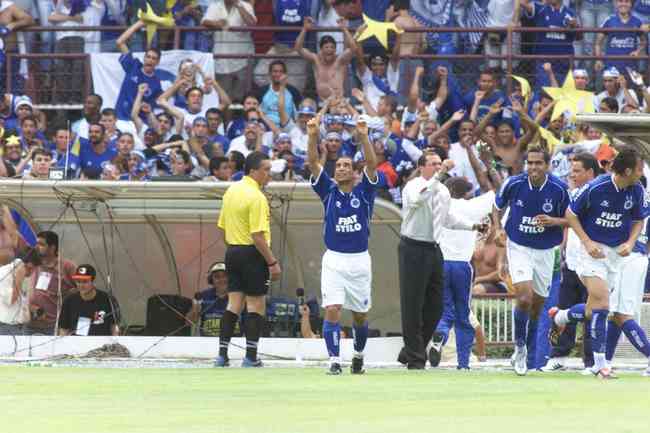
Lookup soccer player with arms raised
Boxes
[307,114,378,375]
[550,146,649,378]
[494,146,570,376]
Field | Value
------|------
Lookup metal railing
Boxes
[5,25,650,107]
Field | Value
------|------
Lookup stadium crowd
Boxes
[1,0,650,373]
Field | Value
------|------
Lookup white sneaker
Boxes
[513,345,528,376]
[540,357,567,372]
[581,366,598,376]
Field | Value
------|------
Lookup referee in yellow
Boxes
[215,151,281,368]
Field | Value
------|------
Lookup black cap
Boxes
[72,264,96,281]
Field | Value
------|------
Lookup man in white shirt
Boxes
[202,0,257,102]
[0,249,41,335]
[398,152,483,369]
[594,67,639,112]
[428,177,494,369]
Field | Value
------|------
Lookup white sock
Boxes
[555,309,570,326]
[594,352,607,370]
[330,356,341,365]
[353,351,364,359]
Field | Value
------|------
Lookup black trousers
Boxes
[398,236,444,367]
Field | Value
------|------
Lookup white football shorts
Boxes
[506,239,555,297]
[610,252,649,315]
[575,242,624,292]
[321,249,372,313]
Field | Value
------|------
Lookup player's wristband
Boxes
[267,261,278,267]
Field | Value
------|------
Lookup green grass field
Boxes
[2,366,649,433]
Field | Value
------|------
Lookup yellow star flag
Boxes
[543,70,595,121]
[138,2,175,47]
[510,74,531,105]
[537,127,560,154]
[355,14,404,50]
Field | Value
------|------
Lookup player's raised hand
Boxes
[474,90,485,101]
[584,239,605,259]
[489,99,504,115]
[138,83,148,94]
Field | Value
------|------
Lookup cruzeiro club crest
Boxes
[350,197,361,209]
[542,199,553,213]
[624,195,634,210]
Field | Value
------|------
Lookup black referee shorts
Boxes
[225,245,270,296]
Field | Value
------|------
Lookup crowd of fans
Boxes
[1,0,650,342]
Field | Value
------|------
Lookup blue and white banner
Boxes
[89,49,219,111]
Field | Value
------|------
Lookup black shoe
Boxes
[407,362,425,370]
[327,362,343,375]
[428,333,444,367]
[351,356,365,374]
[397,347,409,365]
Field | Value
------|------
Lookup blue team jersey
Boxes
[463,89,511,122]
[115,53,165,121]
[273,0,310,47]
[528,2,577,55]
[570,174,649,247]
[195,288,230,337]
[311,169,378,253]
[633,218,650,255]
[602,14,643,69]
[78,141,118,179]
[495,173,569,249]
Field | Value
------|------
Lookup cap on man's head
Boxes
[72,264,97,281]
[603,68,620,79]
[298,106,316,116]
[208,262,226,274]
[14,97,33,113]
[573,69,589,79]
[275,132,291,143]
[325,131,342,141]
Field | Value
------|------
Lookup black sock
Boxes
[245,312,265,360]
[219,310,238,358]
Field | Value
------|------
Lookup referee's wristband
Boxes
[267,261,278,267]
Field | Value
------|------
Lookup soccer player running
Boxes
[494,146,570,376]
[550,146,650,378]
[306,114,378,375]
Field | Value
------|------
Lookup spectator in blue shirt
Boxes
[115,20,165,121]
[78,123,118,179]
[521,0,579,87]
[258,60,298,128]
[595,0,645,73]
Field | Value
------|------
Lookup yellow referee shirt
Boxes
[218,176,271,246]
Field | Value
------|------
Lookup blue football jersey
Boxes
[528,2,577,55]
[495,173,569,249]
[570,174,650,247]
[78,140,118,179]
[602,14,643,70]
[311,169,378,253]
[115,53,165,121]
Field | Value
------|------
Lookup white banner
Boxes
[89,50,219,111]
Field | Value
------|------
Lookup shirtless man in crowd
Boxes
[295,16,358,100]
[0,1,34,73]
[472,216,509,295]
